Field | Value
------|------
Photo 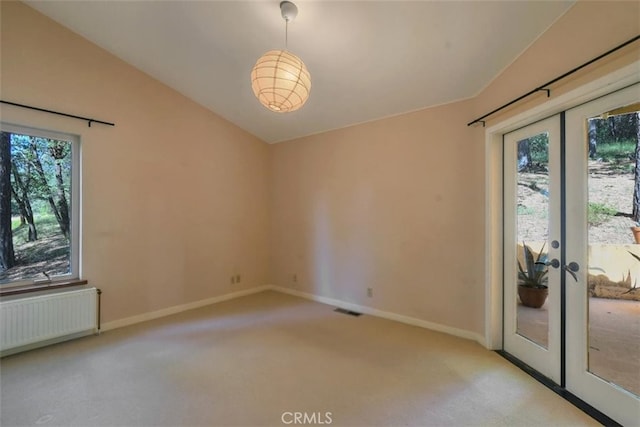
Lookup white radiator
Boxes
[1,287,98,354]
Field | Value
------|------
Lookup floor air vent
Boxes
[334,308,362,317]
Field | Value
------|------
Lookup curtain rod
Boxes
[0,100,115,128]
[467,35,640,127]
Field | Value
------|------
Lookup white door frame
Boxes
[484,60,640,351]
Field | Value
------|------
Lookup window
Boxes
[0,124,80,287]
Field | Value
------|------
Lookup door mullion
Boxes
[559,111,566,389]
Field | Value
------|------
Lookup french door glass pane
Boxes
[515,132,550,348]
[586,109,640,397]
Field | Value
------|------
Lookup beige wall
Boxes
[269,1,639,335]
[270,101,484,332]
[0,1,271,323]
[2,1,639,337]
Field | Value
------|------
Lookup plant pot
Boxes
[631,227,640,244]
[518,285,548,308]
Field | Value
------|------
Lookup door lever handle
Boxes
[564,262,580,282]
[538,258,560,269]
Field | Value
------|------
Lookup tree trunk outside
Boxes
[517,138,531,171]
[30,138,68,238]
[11,162,37,241]
[0,132,15,271]
[608,116,618,142]
[633,112,640,222]
[53,160,70,239]
[11,187,36,241]
[588,119,597,159]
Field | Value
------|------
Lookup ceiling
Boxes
[25,1,575,143]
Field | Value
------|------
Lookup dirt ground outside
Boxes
[517,157,640,298]
[517,160,636,245]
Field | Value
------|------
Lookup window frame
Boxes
[0,122,81,288]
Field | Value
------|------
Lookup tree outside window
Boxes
[0,128,77,285]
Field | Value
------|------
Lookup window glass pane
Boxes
[515,132,550,348]
[586,110,640,397]
[0,131,73,284]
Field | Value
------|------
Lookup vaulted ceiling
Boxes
[25,1,574,143]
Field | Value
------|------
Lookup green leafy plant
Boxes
[517,242,548,288]
[587,202,617,227]
[597,140,636,163]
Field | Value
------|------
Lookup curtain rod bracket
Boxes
[537,88,551,98]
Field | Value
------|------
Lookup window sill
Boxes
[0,279,88,297]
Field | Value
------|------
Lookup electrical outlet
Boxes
[293,274,298,283]
[367,288,373,298]
[236,274,241,283]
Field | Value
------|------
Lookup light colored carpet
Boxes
[0,291,598,427]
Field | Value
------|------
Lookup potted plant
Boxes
[630,221,640,244]
[517,242,549,308]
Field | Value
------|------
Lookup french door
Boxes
[503,84,640,426]
[504,116,562,384]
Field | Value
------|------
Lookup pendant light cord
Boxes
[285,19,289,50]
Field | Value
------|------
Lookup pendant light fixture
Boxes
[251,1,311,113]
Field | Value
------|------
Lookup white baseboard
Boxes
[101,286,271,332]
[269,285,485,345]
[0,330,95,357]
[100,284,484,347]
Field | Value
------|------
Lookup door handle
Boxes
[564,262,580,282]
[539,258,560,269]
[537,259,579,281]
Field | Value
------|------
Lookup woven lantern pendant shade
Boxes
[251,49,311,113]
